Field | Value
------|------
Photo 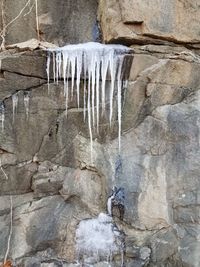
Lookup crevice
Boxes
[122,87,199,135]
[108,35,200,52]
[2,82,47,103]
[1,69,47,80]
[142,33,200,46]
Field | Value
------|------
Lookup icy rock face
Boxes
[76,213,124,264]
[46,42,132,158]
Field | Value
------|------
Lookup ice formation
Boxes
[76,213,117,262]
[107,195,114,216]
[46,42,131,159]
[12,92,19,122]
[107,187,125,219]
[24,91,30,119]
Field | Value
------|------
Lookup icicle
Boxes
[70,53,76,100]
[91,53,96,129]
[57,52,62,79]
[107,195,114,216]
[47,42,132,158]
[87,69,93,161]
[65,57,70,117]
[109,51,117,126]
[46,51,51,92]
[76,51,82,109]
[101,55,109,115]
[0,102,5,132]
[55,52,60,84]
[121,250,124,267]
[52,52,56,83]
[96,52,100,133]
[117,56,124,152]
[12,92,18,123]
[24,91,30,119]
[62,50,69,117]
[83,52,87,122]
[62,51,68,96]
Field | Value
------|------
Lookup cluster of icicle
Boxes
[0,91,30,132]
[46,42,130,159]
[12,91,30,122]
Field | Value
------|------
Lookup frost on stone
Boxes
[76,213,124,264]
[46,42,132,159]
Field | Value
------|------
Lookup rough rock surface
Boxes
[0,0,98,46]
[0,1,200,267]
[98,0,200,47]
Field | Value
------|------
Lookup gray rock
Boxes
[60,169,105,213]
[1,0,98,46]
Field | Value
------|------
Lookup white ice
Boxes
[46,42,131,158]
[107,195,114,216]
[76,213,117,261]
[12,92,18,123]
[46,52,50,92]
[24,91,30,119]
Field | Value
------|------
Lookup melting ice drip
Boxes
[12,92,18,122]
[24,91,30,119]
[76,188,126,266]
[12,91,30,122]
[46,42,131,159]
[76,213,125,266]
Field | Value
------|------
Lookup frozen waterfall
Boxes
[46,42,132,159]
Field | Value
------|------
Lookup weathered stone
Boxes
[1,0,98,46]
[0,71,45,99]
[149,229,178,263]
[129,54,159,81]
[0,195,91,263]
[98,0,200,45]
[1,50,47,79]
[0,161,37,195]
[60,169,105,213]
[6,38,57,51]
[32,163,68,196]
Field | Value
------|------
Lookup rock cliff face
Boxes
[0,1,200,266]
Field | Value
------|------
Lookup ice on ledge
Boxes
[46,42,132,160]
